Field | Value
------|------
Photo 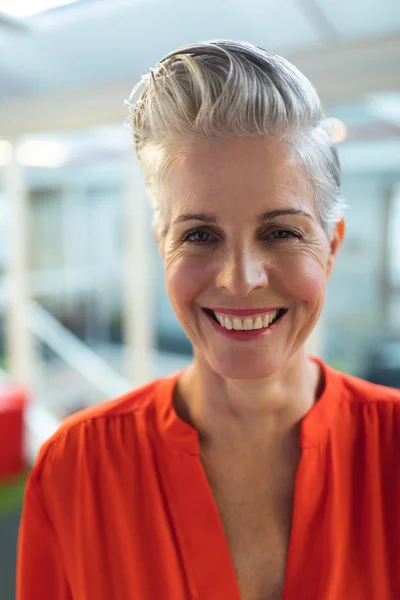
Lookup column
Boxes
[122,153,154,385]
[2,140,34,385]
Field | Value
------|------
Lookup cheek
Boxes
[281,255,327,305]
[165,256,211,307]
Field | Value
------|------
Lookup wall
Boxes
[323,172,400,375]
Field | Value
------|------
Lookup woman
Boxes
[17,40,400,600]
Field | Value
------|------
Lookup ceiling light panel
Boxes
[0,0,83,18]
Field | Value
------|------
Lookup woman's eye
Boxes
[266,229,301,240]
[183,229,217,244]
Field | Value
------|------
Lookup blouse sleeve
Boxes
[16,474,71,600]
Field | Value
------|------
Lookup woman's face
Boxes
[159,138,343,380]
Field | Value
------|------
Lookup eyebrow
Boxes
[173,208,313,225]
[257,209,313,222]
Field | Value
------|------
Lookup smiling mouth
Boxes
[202,308,287,331]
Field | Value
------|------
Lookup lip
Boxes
[204,307,286,317]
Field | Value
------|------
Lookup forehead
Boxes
[161,138,315,218]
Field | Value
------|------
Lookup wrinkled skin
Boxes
[157,138,344,382]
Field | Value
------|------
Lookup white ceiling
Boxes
[0,0,399,172]
[315,0,399,39]
[0,0,399,101]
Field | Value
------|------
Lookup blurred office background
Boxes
[0,0,400,597]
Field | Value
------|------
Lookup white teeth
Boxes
[224,316,233,330]
[233,318,242,331]
[213,310,282,331]
[254,317,263,329]
[243,318,253,330]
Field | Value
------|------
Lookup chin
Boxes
[209,354,283,381]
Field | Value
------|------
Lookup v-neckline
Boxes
[154,357,338,599]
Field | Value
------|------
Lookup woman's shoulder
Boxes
[304,359,400,448]
[32,373,179,480]
[61,376,164,427]
[322,361,400,437]
[328,363,400,407]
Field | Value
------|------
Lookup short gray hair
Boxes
[125,39,346,237]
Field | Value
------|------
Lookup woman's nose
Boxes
[215,248,269,297]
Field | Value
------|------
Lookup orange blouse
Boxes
[17,357,400,599]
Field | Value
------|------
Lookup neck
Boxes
[175,349,322,447]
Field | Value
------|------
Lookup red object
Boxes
[17,358,400,599]
[0,385,27,480]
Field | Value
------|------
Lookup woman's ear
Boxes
[326,218,345,278]
[335,218,346,243]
